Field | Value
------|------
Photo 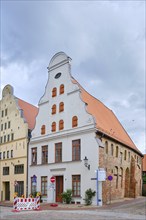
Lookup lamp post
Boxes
[83,156,90,170]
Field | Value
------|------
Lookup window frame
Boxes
[72,139,81,161]
[72,175,81,197]
[55,142,62,163]
[42,145,48,164]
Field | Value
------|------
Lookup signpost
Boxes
[50,176,55,183]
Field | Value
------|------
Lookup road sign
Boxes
[50,176,55,183]
[108,175,113,181]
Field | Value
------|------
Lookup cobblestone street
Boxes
[0,197,145,220]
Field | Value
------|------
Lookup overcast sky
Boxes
[1,0,145,153]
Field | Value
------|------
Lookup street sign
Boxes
[50,176,55,183]
[108,175,113,181]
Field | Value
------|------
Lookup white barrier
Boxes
[13,197,40,211]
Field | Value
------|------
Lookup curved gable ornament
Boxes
[2,84,14,98]
[47,51,72,71]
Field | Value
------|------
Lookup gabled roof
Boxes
[143,154,146,171]
[72,77,142,156]
[18,98,38,130]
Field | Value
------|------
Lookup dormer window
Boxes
[60,84,64,94]
[52,87,57,97]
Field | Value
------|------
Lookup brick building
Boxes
[142,154,146,196]
[28,52,143,205]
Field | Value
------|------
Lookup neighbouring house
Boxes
[28,52,143,205]
[142,154,146,196]
[0,85,38,202]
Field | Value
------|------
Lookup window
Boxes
[1,124,3,131]
[116,146,118,157]
[3,167,9,175]
[7,134,10,142]
[11,150,13,158]
[1,110,4,117]
[11,133,14,141]
[128,152,130,162]
[52,122,56,132]
[31,177,37,194]
[59,102,64,112]
[5,109,8,116]
[60,84,64,94]
[111,144,114,156]
[0,152,1,159]
[7,151,9,158]
[41,125,46,135]
[8,121,11,128]
[42,145,48,164]
[72,175,81,197]
[15,181,24,197]
[120,152,123,164]
[105,141,108,154]
[59,120,64,130]
[52,104,56,114]
[41,176,47,196]
[3,152,5,159]
[124,150,127,160]
[72,116,78,128]
[4,135,6,143]
[55,142,62,162]
[119,168,123,188]
[72,139,80,161]
[5,123,7,130]
[14,164,24,174]
[32,148,37,165]
[0,137,2,144]
[114,166,118,189]
[52,87,57,97]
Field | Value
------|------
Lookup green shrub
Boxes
[84,188,96,205]
[60,189,72,204]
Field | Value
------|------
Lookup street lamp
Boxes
[83,156,90,170]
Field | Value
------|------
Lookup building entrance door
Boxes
[56,176,63,202]
[5,182,10,200]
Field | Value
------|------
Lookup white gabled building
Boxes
[28,52,101,205]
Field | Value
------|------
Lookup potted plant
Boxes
[84,188,96,205]
[60,189,72,204]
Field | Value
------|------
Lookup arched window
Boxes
[52,104,56,114]
[59,120,64,130]
[52,87,57,97]
[119,167,123,188]
[116,146,118,157]
[114,166,118,189]
[52,122,56,132]
[111,144,114,156]
[41,125,45,135]
[59,102,64,112]
[72,116,78,127]
[105,141,108,154]
[60,84,64,94]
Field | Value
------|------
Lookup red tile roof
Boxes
[18,98,38,130]
[72,78,142,156]
[143,154,146,171]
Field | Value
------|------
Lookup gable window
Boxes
[42,145,48,164]
[1,110,4,117]
[60,84,64,94]
[11,150,13,158]
[72,175,81,197]
[72,139,80,161]
[41,176,47,196]
[31,148,37,165]
[3,152,5,159]
[52,122,56,132]
[8,121,11,128]
[5,109,8,116]
[7,134,10,142]
[72,116,78,128]
[14,164,24,174]
[59,102,64,112]
[11,133,14,141]
[55,142,62,163]
[52,104,56,114]
[7,151,9,158]
[52,87,57,97]
[1,124,3,131]
[59,120,64,130]
[41,125,46,135]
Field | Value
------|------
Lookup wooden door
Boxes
[5,182,10,200]
[56,176,63,202]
